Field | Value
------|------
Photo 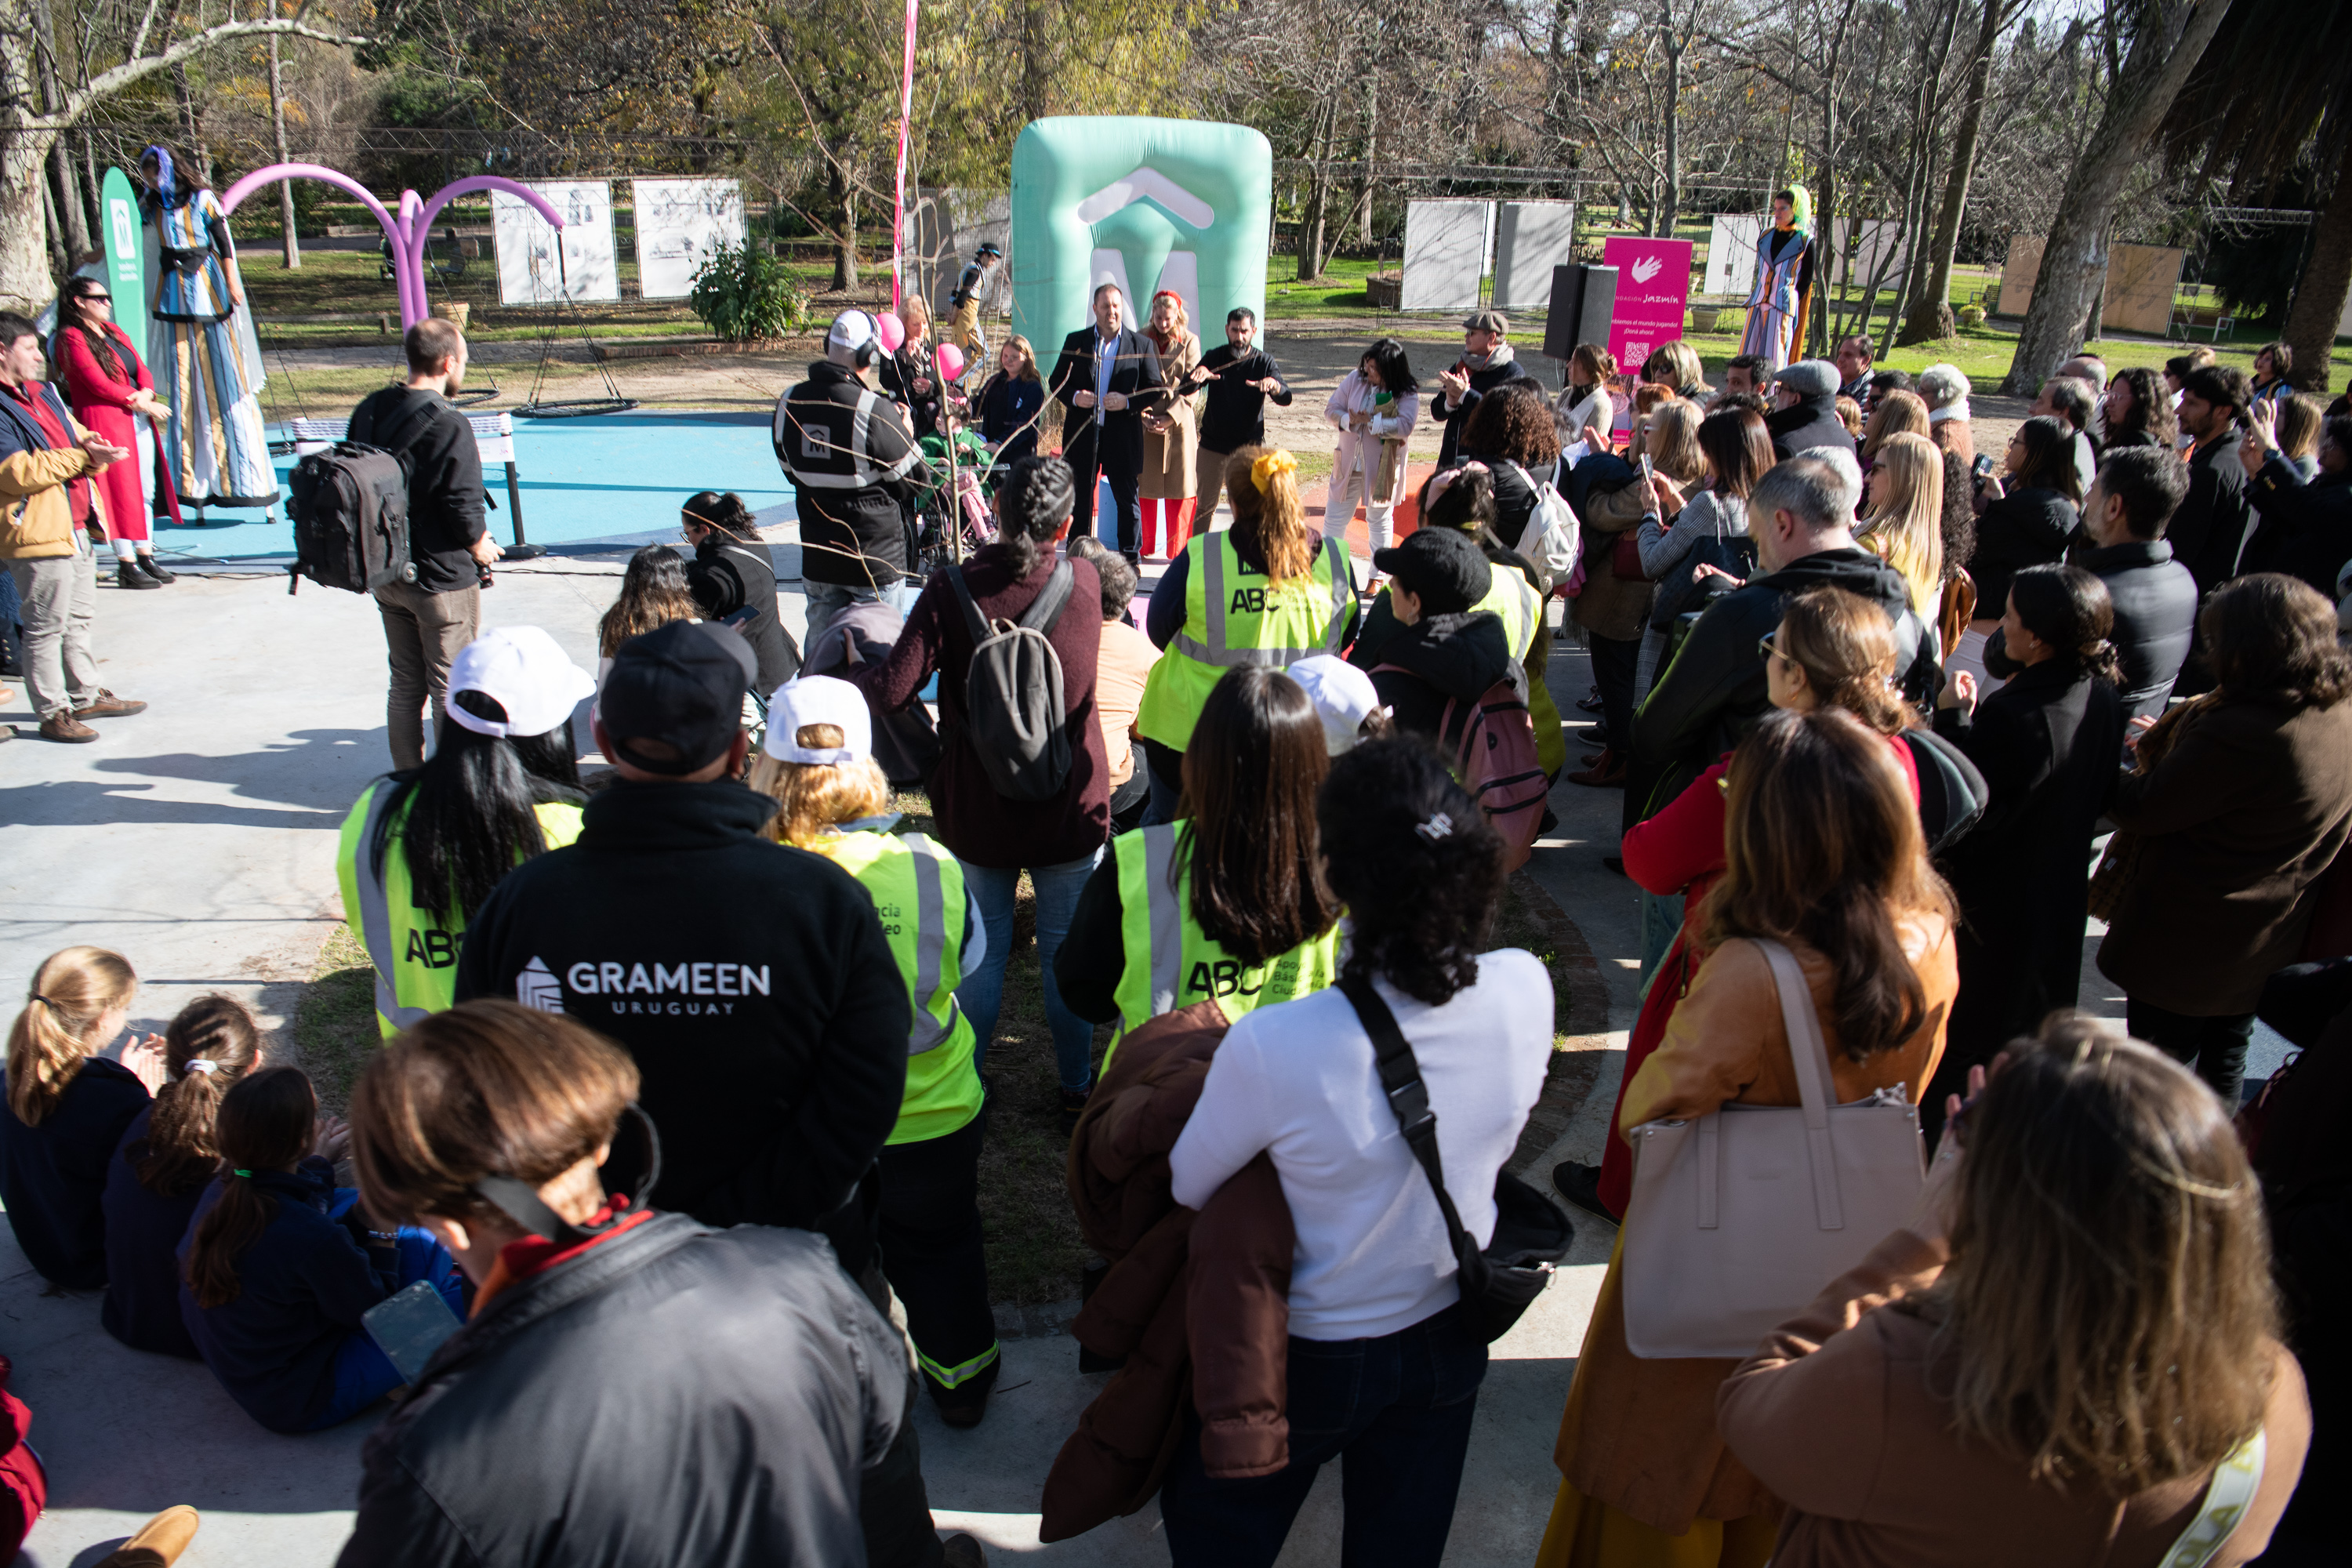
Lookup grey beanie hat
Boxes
[1773,359,1839,399]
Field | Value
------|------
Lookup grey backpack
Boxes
[946,560,1074,801]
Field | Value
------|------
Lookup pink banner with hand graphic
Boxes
[1601,237,1693,374]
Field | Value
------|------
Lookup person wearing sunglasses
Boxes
[53,276,176,590]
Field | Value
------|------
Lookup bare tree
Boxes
[2002,0,2235,396]
[2,2,363,312]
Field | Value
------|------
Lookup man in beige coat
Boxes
[0,312,146,743]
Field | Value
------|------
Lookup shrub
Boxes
[1957,304,1986,328]
[688,242,807,343]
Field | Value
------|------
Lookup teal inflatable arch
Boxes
[1010,118,1272,351]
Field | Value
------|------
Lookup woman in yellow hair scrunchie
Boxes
[1130,443,1361,825]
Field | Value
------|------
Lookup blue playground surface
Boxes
[154,409,794,561]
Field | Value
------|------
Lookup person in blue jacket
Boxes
[103,994,263,1358]
[179,1067,462,1432]
[1,946,166,1287]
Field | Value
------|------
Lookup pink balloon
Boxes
[935,343,966,383]
[876,311,906,353]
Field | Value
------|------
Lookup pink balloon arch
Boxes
[216,164,566,330]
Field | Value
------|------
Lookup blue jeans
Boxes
[1160,1304,1488,1567]
[803,580,884,644]
[309,1189,467,1430]
[960,849,1103,1091]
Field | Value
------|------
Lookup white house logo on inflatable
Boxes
[514,955,771,1017]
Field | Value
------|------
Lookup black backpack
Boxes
[946,559,1074,802]
[286,400,433,596]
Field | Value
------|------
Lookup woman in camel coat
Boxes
[1537,707,1958,1568]
[1138,290,1203,560]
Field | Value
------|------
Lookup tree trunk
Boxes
[0,46,62,313]
[268,0,300,268]
[2283,133,2352,393]
[1902,1,2005,344]
[830,160,859,292]
[1299,99,1338,282]
[1020,0,1049,125]
[1658,1,1682,238]
[2002,0,2234,395]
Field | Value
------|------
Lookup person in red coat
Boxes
[53,276,177,590]
[1559,586,1923,1221]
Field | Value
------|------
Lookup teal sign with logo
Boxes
[100,167,146,331]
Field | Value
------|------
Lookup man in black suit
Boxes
[1049,283,1164,565]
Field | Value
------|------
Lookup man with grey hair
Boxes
[1765,359,1858,462]
[1621,453,1937,836]
[2033,375,2100,496]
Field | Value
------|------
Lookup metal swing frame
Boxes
[513,243,638,419]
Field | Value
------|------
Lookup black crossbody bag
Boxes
[1338,975,1573,1344]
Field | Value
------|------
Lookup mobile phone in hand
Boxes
[364,1279,463,1383]
[1639,451,1655,488]
[1973,453,1995,477]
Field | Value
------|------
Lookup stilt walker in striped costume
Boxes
[137,146,280,516]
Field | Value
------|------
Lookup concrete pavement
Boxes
[0,542,1632,1566]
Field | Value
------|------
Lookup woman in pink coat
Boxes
[54,276,177,590]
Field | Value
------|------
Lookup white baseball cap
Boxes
[827,309,879,361]
[1287,655,1385,757]
[764,675,873,764]
[445,627,596,739]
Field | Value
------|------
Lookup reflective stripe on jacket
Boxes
[1134,531,1352,752]
[337,781,585,1038]
[811,829,983,1145]
[1105,822,1341,1064]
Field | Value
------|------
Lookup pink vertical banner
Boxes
[1600,236,1693,372]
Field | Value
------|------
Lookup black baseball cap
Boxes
[1374,526,1493,616]
[598,621,754,775]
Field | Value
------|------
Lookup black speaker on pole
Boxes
[1542,264,1618,363]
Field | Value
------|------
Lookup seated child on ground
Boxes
[179,1067,463,1433]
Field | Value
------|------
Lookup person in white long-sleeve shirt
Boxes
[1161,738,1554,1566]
[1323,339,1422,560]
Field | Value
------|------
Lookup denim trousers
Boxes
[1160,1304,1489,1567]
[960,848,1104,1090]
[308,1189,466,1429]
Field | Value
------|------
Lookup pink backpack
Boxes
[1374,669,1548,872]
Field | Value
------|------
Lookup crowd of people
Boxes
[3,285,2349,1568]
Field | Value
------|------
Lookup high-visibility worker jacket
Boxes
[807,828,985,1145]
[1478,560,1543,660]
[1105,822,1342,1060]
[337,780,585,1039]
[1135,531,1355,753]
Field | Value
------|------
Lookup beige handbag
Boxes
[1619,938,1926,1359]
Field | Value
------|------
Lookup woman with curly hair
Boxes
[1459,379,1566,578]
[2100,365,2178,452]
[1160,736,1553,1564]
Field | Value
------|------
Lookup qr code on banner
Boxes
[1624,340,1651,364]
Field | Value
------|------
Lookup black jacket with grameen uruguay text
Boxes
[454,780,909,1258]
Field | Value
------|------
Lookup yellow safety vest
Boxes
[337,781,584,1039]
[1105,822,1342,1064]
[1134,531,1355,753]
[805,829,984,1146]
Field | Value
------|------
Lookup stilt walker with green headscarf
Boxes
[1739,185,1815,374]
